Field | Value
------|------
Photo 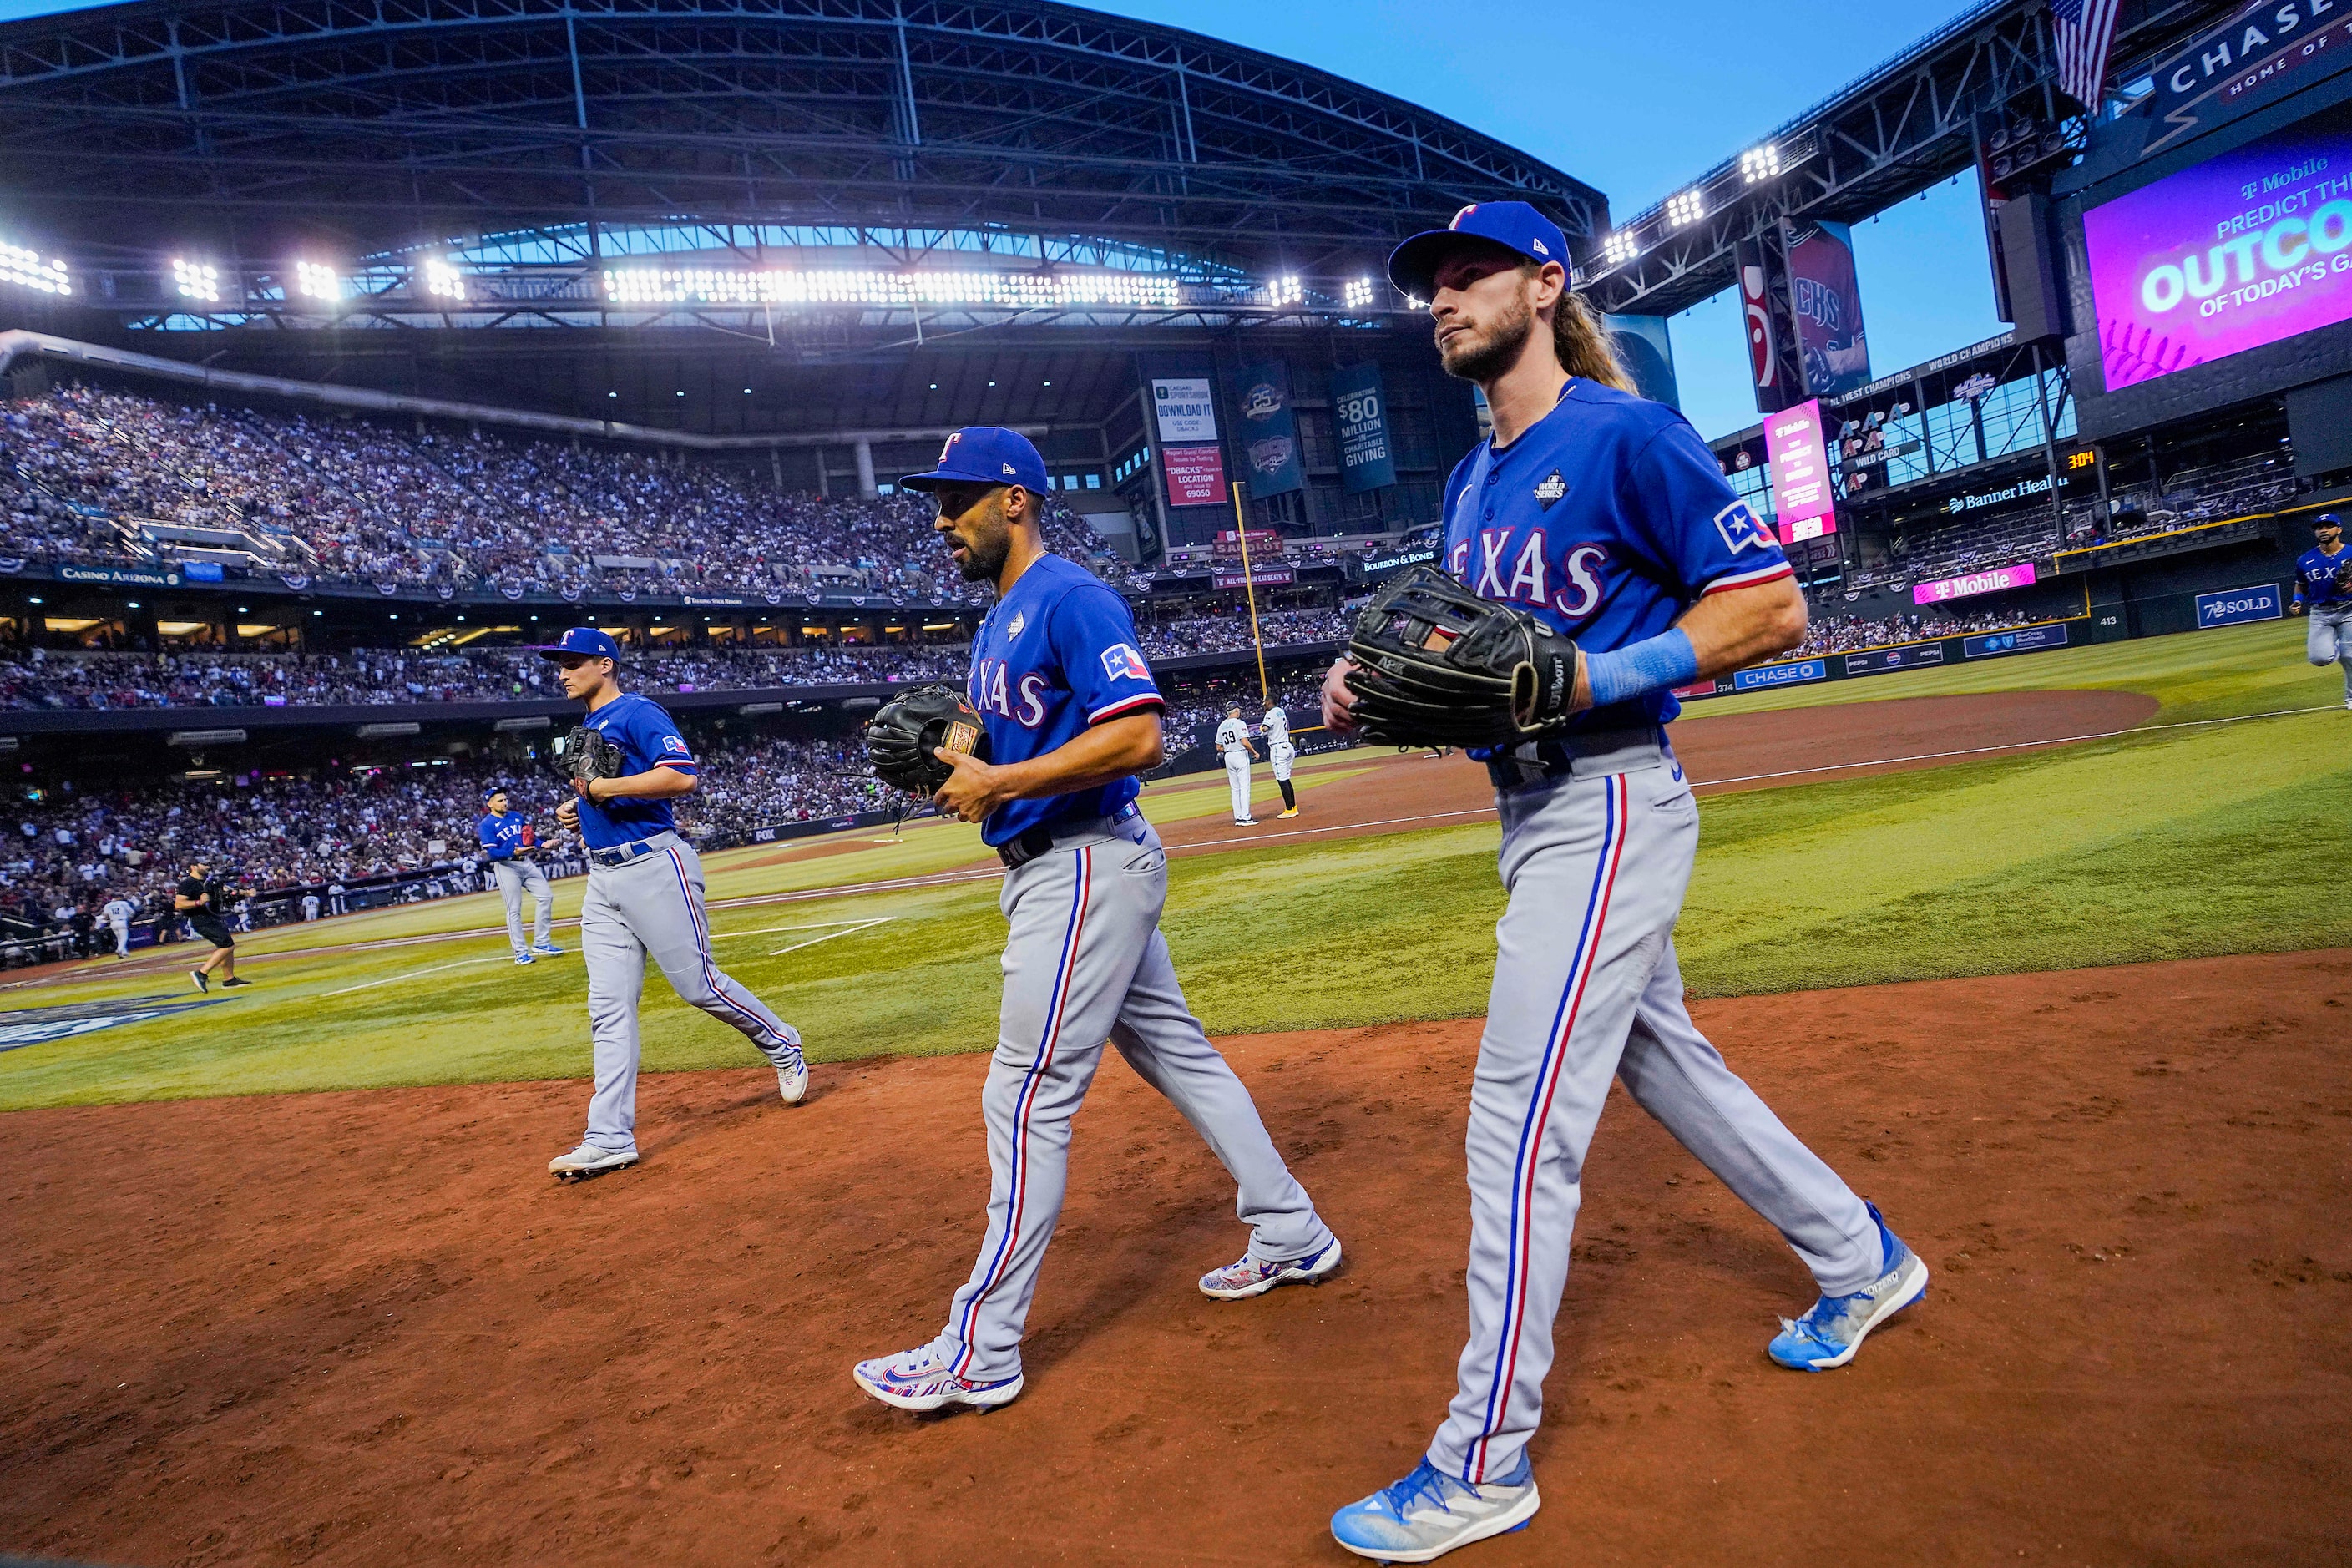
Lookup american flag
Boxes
[2051,0,2122,110]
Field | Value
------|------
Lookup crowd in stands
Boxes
[1791,608,2043,658]
[0,384,1138,601]
[1136,606,1353,655]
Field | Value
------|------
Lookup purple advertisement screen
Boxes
[2083,102,2352,391]
[1763,398,1837,543]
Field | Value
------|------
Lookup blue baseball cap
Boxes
[899,427,1051,497]
[483,784,511,801]
[530,626,622,661]
[1388,200,1571,298]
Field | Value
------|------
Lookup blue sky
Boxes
[0,0,2009,440]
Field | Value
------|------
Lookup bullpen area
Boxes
[5,618,2349,1566]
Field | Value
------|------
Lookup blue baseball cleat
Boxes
[513,951,535,965]
[1768,1201,1929,1371]
[531,941,565,957]
[1331,1453,1540,1563]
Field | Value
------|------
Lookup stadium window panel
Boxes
[1086,473,1101,488]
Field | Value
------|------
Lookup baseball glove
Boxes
[1343,566,1581,749]
[865,683,990,794]
[2335,559,2352,596]
[554,725,626,786]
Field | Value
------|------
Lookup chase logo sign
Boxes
[0,994,224,1053]
[1732,659,1827,691]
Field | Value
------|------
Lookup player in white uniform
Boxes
[100,895,134,957]
[1262,700,1299,817]
[1216,701,1259,824]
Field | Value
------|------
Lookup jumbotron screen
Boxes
[2083,99,2352,392]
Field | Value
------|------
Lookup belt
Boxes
[998,801,1141,870]
[1486,727,1665,790]
[588,831,681,869]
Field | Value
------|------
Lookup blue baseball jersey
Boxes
[967,553,1165,847]
[574,691,698,849]
[2293,546,2350,607]
[1439,378,1793,731]
[478,809,533,860]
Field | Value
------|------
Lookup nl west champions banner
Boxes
[2083,100,2352,391]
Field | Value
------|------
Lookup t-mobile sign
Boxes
[1763,397,1837,543]
[1913,561,2037,605]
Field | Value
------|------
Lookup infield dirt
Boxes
[5,948,2345,1566]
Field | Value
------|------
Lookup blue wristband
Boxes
[1582,628,1699,709]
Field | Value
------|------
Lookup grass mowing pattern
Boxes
[2,621,2344,1108]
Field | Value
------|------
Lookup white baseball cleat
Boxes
[548,1143,639,1181]
[852,1343,1024,1413]
[776,1050,809,1105]
[1199,1233,1343,1299]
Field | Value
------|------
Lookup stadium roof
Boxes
[0,0,1611,329]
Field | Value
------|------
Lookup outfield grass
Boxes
[3,619,2344,1110]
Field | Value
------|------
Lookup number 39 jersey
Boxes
[1439,377,1793,731]
[967,552,1166,847]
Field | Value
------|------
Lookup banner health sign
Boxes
[1332,363,1396,493]
[2196,581,2284,625]
[1783,218,1873,400]
[1913,560,2038,605]
[1239,362,1305,498]
[1763,398,1838,543]
[2082,98,2352,391]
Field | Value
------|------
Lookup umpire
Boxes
[479,786,563,964]
[178,858,250,993]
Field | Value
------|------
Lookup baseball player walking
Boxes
[2289,513,2352,708]
[100,893,134,957]
[534,627,808,1181]
[479,786,563,964]
[852,427,1339,1414]
[1262,698,1299,817]
[1318,204,1925,1562]
[1216,701,1260,824]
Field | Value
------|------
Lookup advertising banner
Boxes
[2082,99,2352,392]
[1844,643,1946,675]
[1237,362,1305,498]
[1211,529,1284,559]
[1151,377,1219,443]
[1210,565,1297,591]
[1913,561,2039,605]
[2195,582,2284,625]
[56,564,184,588]
[1332,363,1397,492]
[1783,219,1873,399]
[1162,445,1227,508]
[1346,544,1439,585]
[1734,234,1803,415]
[1732,658,1828,691]
[1964,623,2071,658]
[1601,314,1682,408]
[1763,398,1838,542]
[2142,0,2352,159]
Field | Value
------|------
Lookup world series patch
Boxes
[1534,469,1567,509]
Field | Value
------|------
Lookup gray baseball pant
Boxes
[493,857,554,953]
[1429,739,1882,1485]
[110,919,129,957]
[2307,603,2352,701]
[578,832,802,1153]
[931,809,1332,1383]
[1224,753,1253,820]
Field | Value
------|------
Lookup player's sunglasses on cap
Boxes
[898,427,1052,497]
[529,626,623,662]
[1387,200,1571,299]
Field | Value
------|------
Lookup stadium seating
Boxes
[0,384,1145,599]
